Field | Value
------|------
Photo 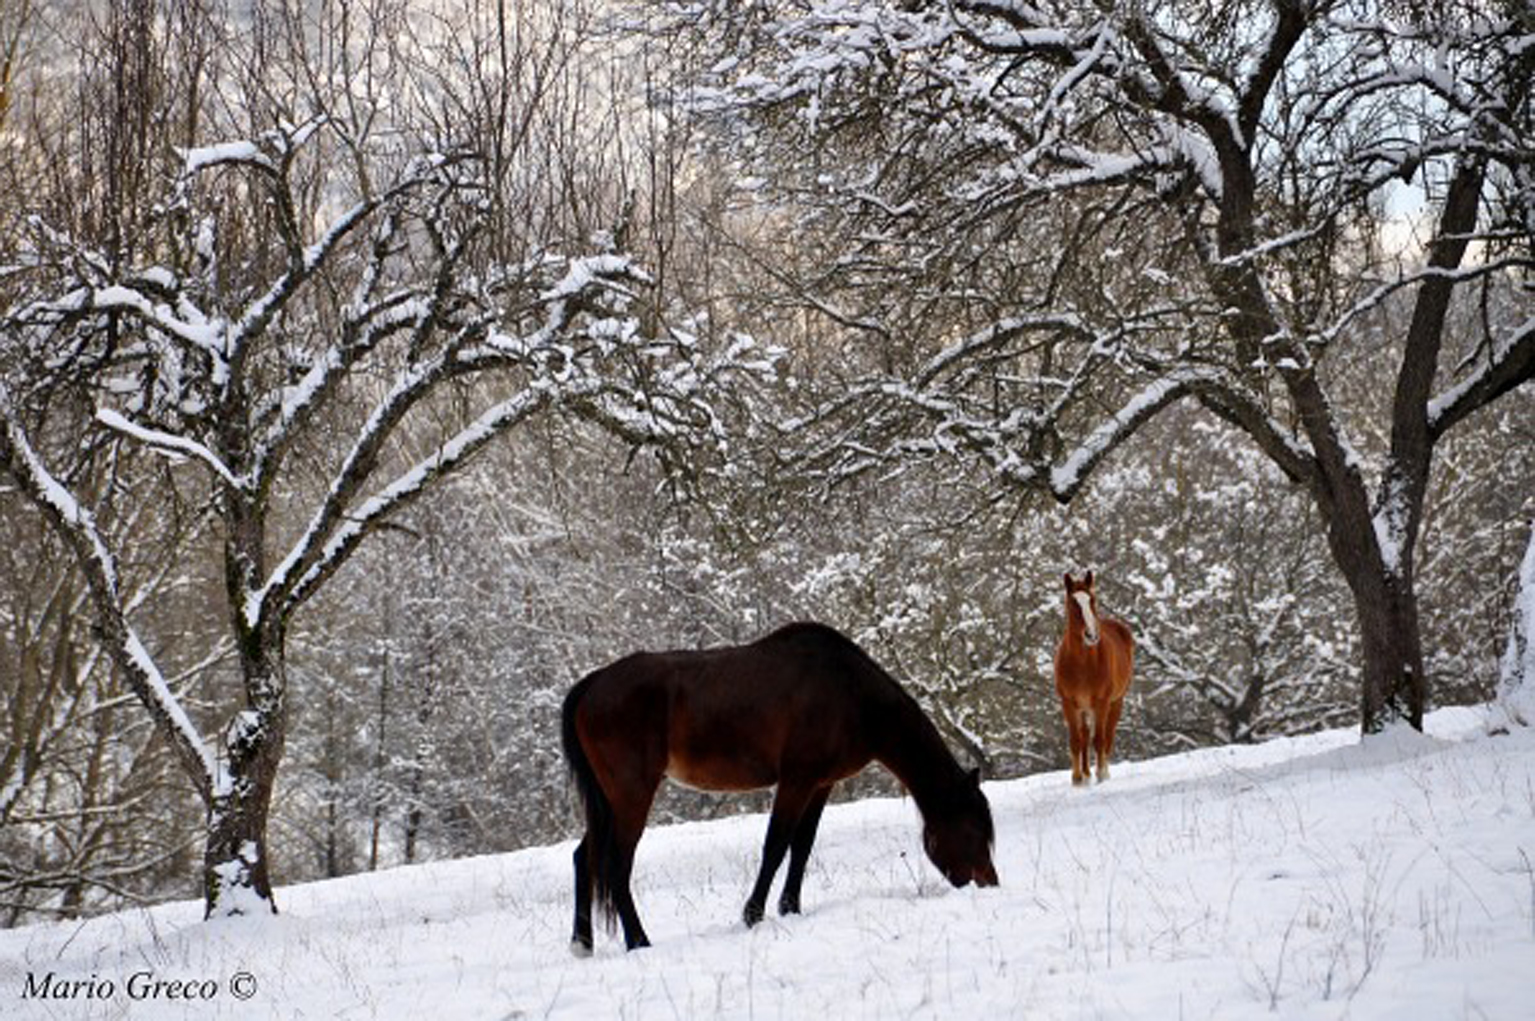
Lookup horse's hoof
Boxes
[743,903,765,927]
[570,938,593,959]
[778,896,801,916]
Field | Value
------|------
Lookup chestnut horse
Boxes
[1054,572,1134,785]
[562,622,998,953]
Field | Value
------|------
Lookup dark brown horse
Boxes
[562,622,998,953]
[1054,571,1134,785]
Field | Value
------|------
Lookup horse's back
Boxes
[569,625,874,792]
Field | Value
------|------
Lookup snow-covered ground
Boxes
[4,707,1532,1019]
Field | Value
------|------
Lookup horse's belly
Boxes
[665,750,776,792]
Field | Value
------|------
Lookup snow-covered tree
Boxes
[1091,414,1356,744]
[640,0,1535,733]
[1497,519,1535,727]
[0,493,215,921]
[0,1,763,918]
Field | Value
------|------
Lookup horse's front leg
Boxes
[744,785,813,927]
[1096,697,1124,782]
[778,786,832,917]
[1062,702,1089,785]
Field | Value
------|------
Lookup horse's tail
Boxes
[561,671,619,930]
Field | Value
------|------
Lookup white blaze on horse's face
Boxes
[1073,590,1100,646]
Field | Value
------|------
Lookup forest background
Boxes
[1,0,1531,926]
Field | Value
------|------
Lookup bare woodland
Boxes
[1,0,1531,925]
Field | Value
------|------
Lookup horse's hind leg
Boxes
[585,765,657,952]
[612,798,655,950]
[571,835,594,956]
[778,786,832,917]
[612,859,651,950]
[1097,697,1125,782]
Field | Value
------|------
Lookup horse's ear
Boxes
[1085,569,1095,589]
[968,766,983,786]
[1062,572,1072,589]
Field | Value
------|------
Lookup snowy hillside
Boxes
[4,707,1532,1020]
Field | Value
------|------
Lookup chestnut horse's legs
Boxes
[1096,697,1125,782]
[1063,704,1091,785]
[743,782,819,926]
[777,785,832,917]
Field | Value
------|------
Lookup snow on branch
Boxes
[176,117,326,178]
[784,308,1248,499]
[247,343,487,630]
[247,290,439,491]
[247,251,749,630]
[1427,314,1535,439]
[81,284,227,364]
[96,408,244,489]
[0,393,219,801]
[180,139,277,176]
[1498,517,1535,726]
[278,383,562,618]
[8,269,229,396]
[1047,370,1204,499]
[215,132,477,379]
[1047,364,1319,501]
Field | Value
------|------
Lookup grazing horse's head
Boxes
[1064,571,1101,647]
[922,768,999,888]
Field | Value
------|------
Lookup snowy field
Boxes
[3,707,1533,1020]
